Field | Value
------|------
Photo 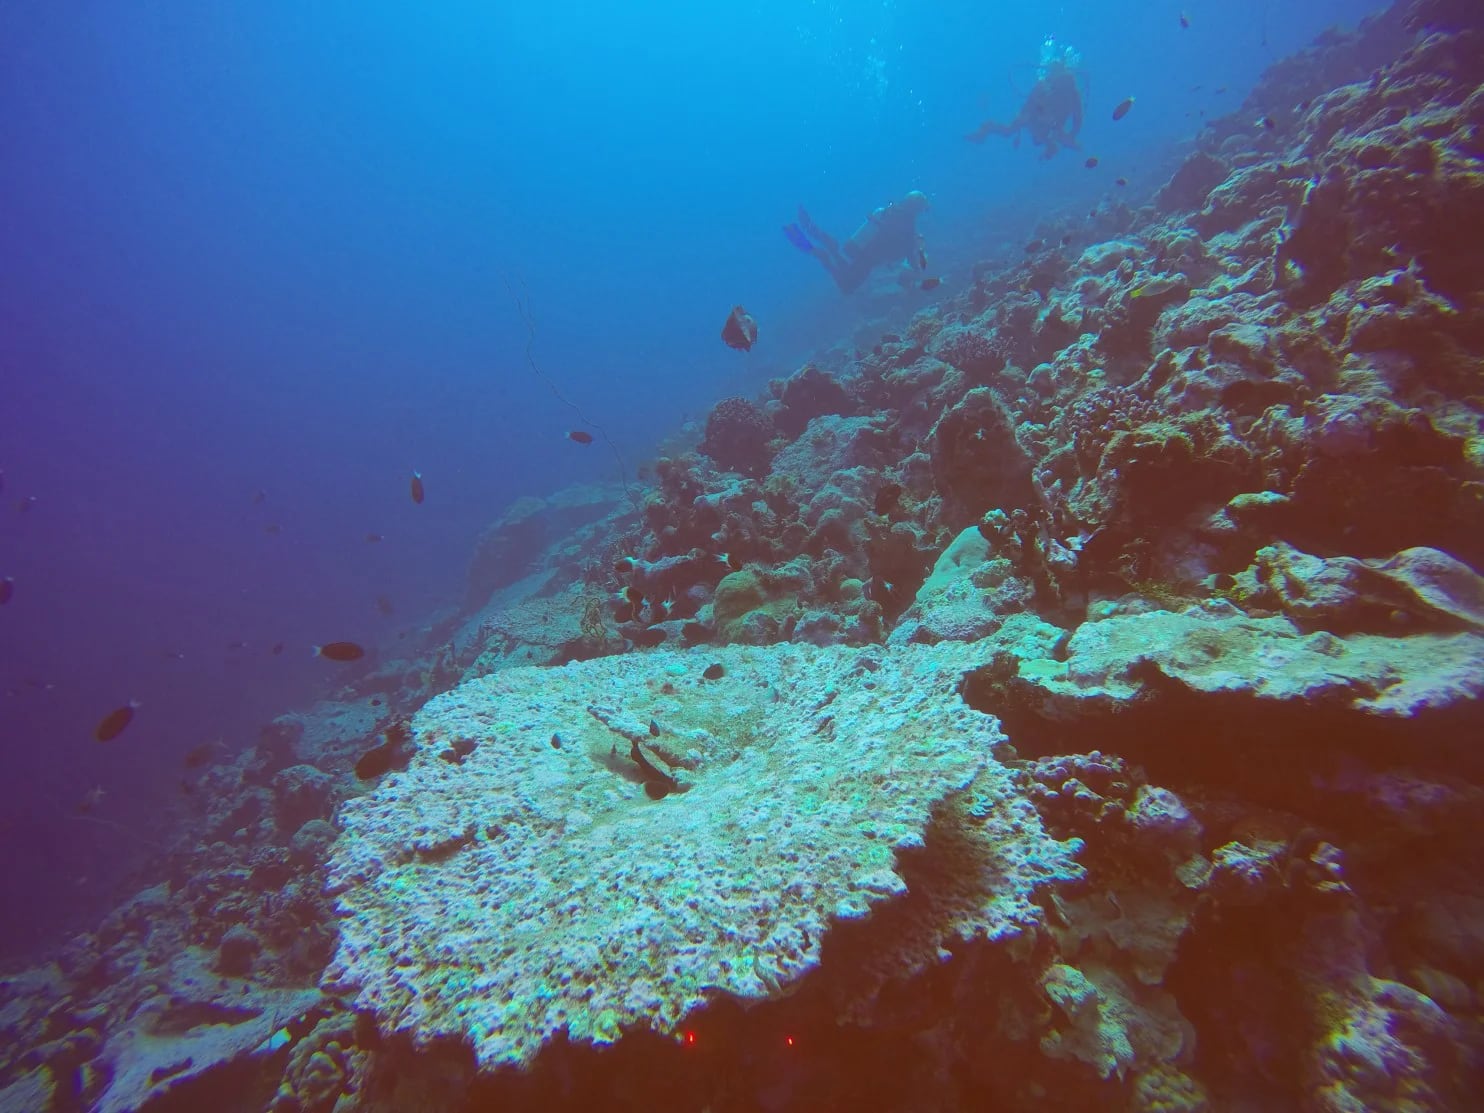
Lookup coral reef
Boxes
[5,5,1484,1110]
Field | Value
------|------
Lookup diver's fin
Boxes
[797,206,824,238]
[783,223,814,254]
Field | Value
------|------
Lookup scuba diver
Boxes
[782,190,931,296]
[967,37,1086,160]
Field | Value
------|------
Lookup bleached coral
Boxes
[323,641,1080,1070]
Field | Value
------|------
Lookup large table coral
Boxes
[323,642,1080,1070]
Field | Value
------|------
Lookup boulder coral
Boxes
[698,396,777,477]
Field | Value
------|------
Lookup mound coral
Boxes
[699,396,777,477]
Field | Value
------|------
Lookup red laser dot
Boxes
[786,1035,795,1047]
[684,1030,697,1046]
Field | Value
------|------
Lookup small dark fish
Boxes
[1179,11,1189,29]
[567,430,594,445]
[262,523,282,535]
[1115,177,1128,187]
[376,595,395,617]
[1061,234,1073,246]
[183,740,220,769]
[95,701,140,742]
[874,483,902,515]
[272,642,284,655]
[649,718,661,737]
[919,276,942,291]
[251,489,267,505]
[314,641,366,662]
[1112,97,1135,121]
[365,533,384,543]
[629,740,678,800]
[371,697,382,706]
[720,304,758,352]
[1256,115,1276,131]
[0,577,13,605]
[409,471,425,505]
[1084,156,1099,169]
[702,663,725,681]
[550,732,563,749]
[1215,86,1227,94]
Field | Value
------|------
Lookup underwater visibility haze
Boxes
[5,0,1484,1110]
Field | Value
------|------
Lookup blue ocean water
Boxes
[0,0,1383,965]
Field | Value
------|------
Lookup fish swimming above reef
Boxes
[721,305,758,352]
[919,276,942,291]
[409,471,425,504]
[629,740,679,800]
[365,533,384,543]
[183,739,221,769]
[1084,156,1099,169]
[567,430,594,445]
[1112,96,1135,121]
[95,701,140,742]
[314,641,366,662]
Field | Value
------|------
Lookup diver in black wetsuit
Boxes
[783,190,930,295]
[967,47,1085,160]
